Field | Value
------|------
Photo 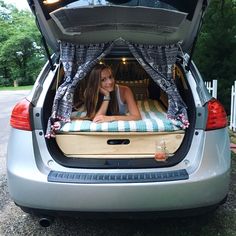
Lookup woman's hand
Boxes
[93,115,114,123]
[99,87,110,96]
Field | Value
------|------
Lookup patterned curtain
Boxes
[128,42,189,128]
[45,41,114,138]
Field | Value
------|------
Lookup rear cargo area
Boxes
[53,59,191,161]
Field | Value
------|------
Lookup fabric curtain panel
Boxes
[128,42,189,128]
[46,39,189,138]
[46,41,114,138]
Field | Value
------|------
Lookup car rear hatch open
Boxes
[28,0,210,53]
[45,57,195,168]
[28,0,204,167]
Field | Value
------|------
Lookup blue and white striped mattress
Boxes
[57,100,183,133]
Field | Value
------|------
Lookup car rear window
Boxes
[68,0,198,20]
[40,0,198,21]
[69,0,176,9]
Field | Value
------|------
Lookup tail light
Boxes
[10,99,32,131]
[206,99,228,130]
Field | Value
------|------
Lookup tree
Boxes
[0,1,46,86]
[193,0,236,113]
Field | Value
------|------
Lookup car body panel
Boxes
[7,128,230,212]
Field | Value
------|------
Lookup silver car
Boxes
[7,0,231,226]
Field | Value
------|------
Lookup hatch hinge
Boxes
[186,0,208,71]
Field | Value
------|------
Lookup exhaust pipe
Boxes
[39,217,54,227]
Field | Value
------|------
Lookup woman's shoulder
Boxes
[117,84,131,92]
[117,84,133,101]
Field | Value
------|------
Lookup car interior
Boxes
[43,45,196,169]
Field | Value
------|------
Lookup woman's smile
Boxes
[101,68,115,92]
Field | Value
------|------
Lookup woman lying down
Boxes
[72,63,141,123]
[53,64,183,133]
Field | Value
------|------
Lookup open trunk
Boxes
[28,0,206,167]
[45,53,195,167]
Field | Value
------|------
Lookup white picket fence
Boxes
[230,81,236,131]
[205,80,218,98]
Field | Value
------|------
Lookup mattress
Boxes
[57,99,183,133]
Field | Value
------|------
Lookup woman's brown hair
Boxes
[74,64,119,119]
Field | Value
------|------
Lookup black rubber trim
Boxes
[48,169,188,184]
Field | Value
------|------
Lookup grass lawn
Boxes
[0,85,33,91]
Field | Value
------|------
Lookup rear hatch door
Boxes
[28,0,209,52]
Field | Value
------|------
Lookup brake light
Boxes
[206,99,227,130]
[10,99,32,131]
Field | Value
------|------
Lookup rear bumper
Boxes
[8,170,230,212]
[19,198,227,218]
[7,129,231,213]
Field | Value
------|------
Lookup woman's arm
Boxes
[94,87,110,116]
[93,86,141,123]
[92,87,111,122]
[95,99,110,115]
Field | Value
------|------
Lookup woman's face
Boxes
[100,68,115,92]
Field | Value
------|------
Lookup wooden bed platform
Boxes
[55,131,185,158]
